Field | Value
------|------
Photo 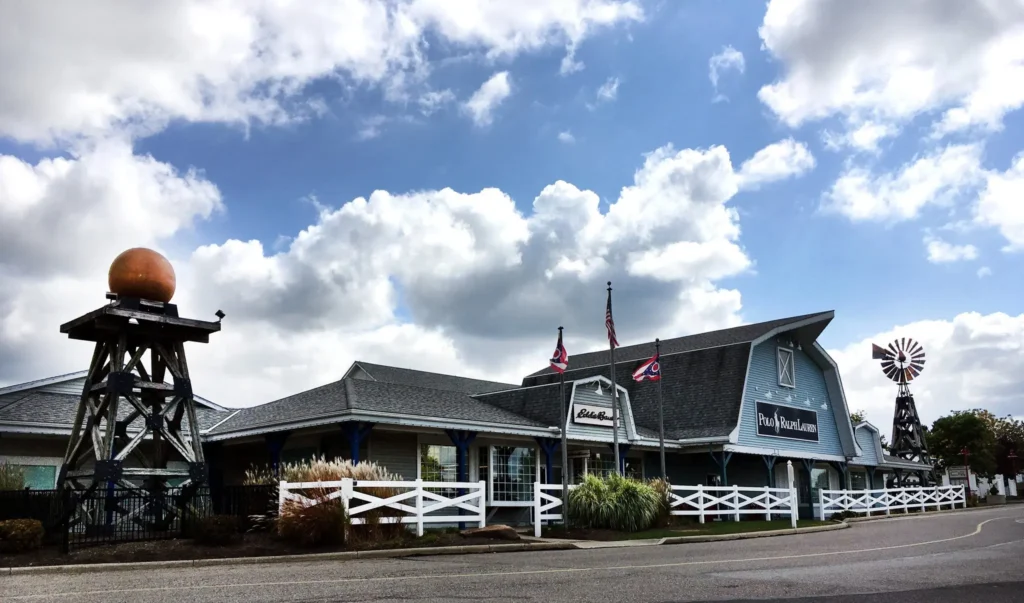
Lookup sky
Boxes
[0,0,1022,433]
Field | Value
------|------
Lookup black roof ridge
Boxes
[472,380,564,398]
[525,310,833,378]
[353,360,519,391]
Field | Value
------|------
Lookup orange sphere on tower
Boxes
[108,248,176,303]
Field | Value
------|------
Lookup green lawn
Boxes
[541,520,834,541]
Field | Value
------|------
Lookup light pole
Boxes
[960,446,971,498]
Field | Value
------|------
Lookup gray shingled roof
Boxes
[525,311,833,379]
[0,391,228,433]
[474,383,569,427]
[208,377,545,436]
[354,362,517,394]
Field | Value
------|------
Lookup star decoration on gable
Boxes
[804,398,812,406]
[784,394,793,403]
[765,390,773,400]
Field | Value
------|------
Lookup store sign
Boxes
[573,403,615,427]
[948,466,968,479]
[755,401,819,442]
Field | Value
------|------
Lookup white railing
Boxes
[669,460,798,528]
[532,482,577,537]
[818,484,965,520]
[279,478,486,537]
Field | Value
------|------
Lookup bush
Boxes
[193,515,241,546]
[828,510,860,521]
[0,462,24,491]
[647,478,672,528]
[278,498,348,548]
[0,519,44,553]
[567,474,662,533]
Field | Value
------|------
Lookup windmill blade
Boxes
[908,340,923,355]
[908,365,922,378]
[911,349,926,361]
[884,365,900,380]
[881,360,896,372]
[900,337,906,352]
[903,368,914,382]
[871,343,891,359]
[887,342,899,356]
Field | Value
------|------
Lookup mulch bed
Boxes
[0,531,505,568]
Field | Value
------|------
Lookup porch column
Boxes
[340,421,375,464]
[536,438,560,484]
[762,455,778,487]
[709,448,734,486]
[446,430,477,530]
[265,431,290,477]
[867,467,877,490]
[203,442,225,513]
[609,443,632,475]
[830,461,848,490]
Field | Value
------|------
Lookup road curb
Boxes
[841,504,1013,523]
[3,541,577,576]
[657,521,848,545]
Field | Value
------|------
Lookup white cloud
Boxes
[0,0,641,145]
[708,46,745,100]
[558,130,576,144]
[977,266,993,278]
[976,151,1024,251]
[830,311,1024,431]
[417,89,456,116]
[596,77,620,102]
[356,115,389,140]
[462,71,512,127]
[821,121,898,154]
[924,236,979,263]
[736,138,816,191]
[0,139,755,407]
[823,144,985,222]
[758,0,1024,140]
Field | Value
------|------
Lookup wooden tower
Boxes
[59,248,221,535]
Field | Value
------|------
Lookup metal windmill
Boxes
[871,338,935,486]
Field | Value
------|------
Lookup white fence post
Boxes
[278,479,288,515]
[414,479,424,537]
[533,481,542,538]
[764,486,771,522]
[733,485,740,522]
[478,480,486,528]
[697,484,705,524]
[883,482,890,516]
[787,461,797,529]
[817,488,825,521]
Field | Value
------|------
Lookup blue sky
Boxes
[1,0,1022,428]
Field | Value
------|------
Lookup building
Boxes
[1,310,932,520]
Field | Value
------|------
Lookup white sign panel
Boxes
[947,466,968,479]
[572,403,614,427]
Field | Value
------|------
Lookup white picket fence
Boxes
[534,461,799,536]
[279,478,486,537]
[532,483,577,537]
[818,485,965,520]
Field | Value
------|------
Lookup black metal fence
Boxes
[0,484,276,552]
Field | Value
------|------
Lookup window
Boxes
[584,454,643,480]
[8,464,57,490]
[809,467,829,505]
[420,444,458,497]
[777,347,796,388]
[850,471,867,490]
[491,446,536,504]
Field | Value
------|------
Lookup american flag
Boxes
[605,285,618,348]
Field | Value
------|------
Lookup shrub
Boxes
[0,519,44,553]
[0,462,24,491]
[278,498,348,548]
[567,474,661,532]
[647,478,672,528]
[193,515,241,546]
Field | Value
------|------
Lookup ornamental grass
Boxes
[567,473,663,533]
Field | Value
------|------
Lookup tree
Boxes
[850,410,866,424]
[928,411,997,476]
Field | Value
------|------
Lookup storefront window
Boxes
[491,446,535,503]
[8,464,56,490]
[420,444,458,497]
[809,467,830,504]
[584,455,642,480]
[850,471,867,490]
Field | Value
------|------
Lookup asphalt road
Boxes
[3,507,1024,602]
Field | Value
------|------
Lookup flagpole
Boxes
[656,338,666,481]
[558,326,570,528]
[608,282,621,476]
